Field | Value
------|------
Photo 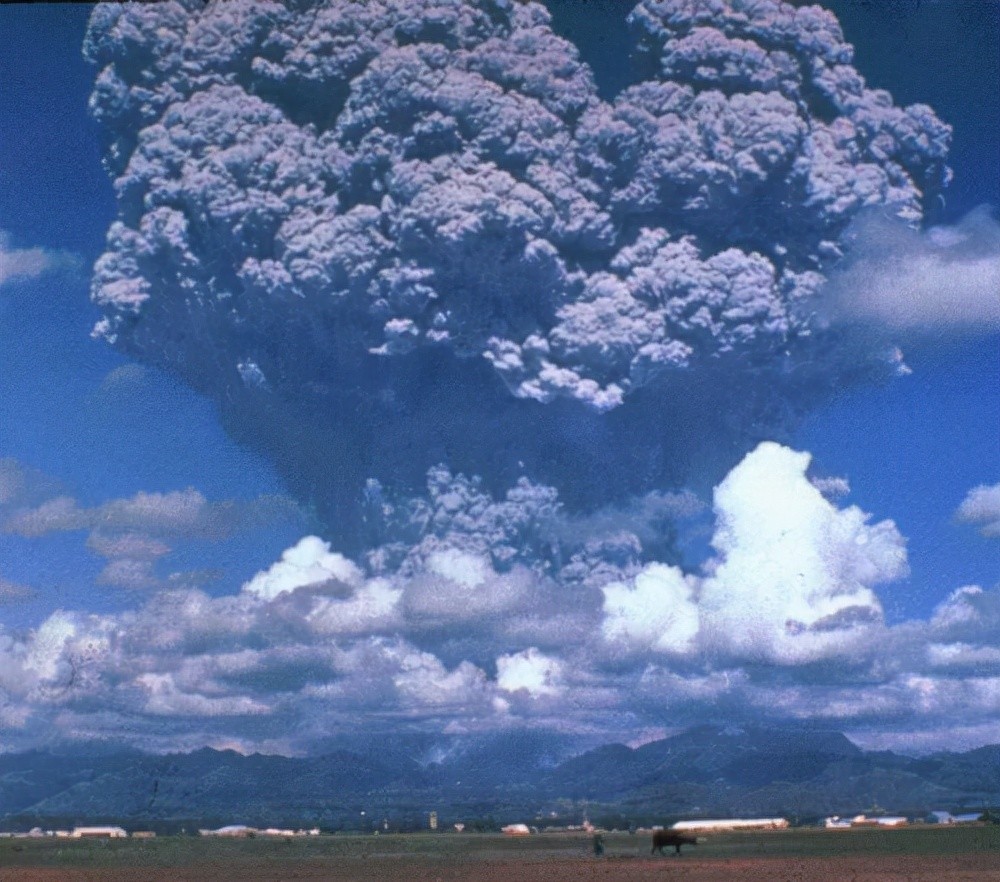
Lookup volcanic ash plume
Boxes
[85,0,950,542]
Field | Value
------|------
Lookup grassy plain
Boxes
[0,825,997,881]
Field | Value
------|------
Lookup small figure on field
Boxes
[592,832,605,856]
[651,830,697,855]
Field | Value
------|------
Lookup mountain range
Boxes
[2,726,997,832]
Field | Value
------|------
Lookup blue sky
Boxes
[793,0,999,619]
[0,4,305,625]
[0,1,996,755]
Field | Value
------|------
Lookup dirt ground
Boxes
[2,828,998,881]
[3,853,1000,882]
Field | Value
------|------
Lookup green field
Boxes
[1,825,997,870]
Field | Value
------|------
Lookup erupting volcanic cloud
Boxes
[84,0,950,542]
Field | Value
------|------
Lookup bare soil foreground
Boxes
[1,826,998,881]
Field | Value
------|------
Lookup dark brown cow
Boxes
[651,830,698,855]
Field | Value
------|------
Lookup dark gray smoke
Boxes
[85,0,950,546]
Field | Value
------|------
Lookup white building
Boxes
[850,815,908,827]
[71,826,128,838]
[671,818,789,832]
[198,825,256,837]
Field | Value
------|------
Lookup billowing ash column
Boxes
[85,0,949,547]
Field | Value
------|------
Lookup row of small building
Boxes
[667,813,987,831]
[503,813,988,836]
[1,826,144,839]
[659,813,983,831]
[664,812,986,831]
[3,813,985,840]
[198,825,321,837]
[0,825,322,839]
[825,811,986,828]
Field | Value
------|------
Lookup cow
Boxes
[651,830,698,855]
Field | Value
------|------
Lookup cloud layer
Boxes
[1,443,995,754]
[0,458,302,593]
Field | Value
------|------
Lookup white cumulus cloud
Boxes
[698,442,904,664]
[0,231,77,287]
[956,482,1000,538]
[496,647,564,698]
[601,563,699,655]
[825,207,1000,332]
[243,535,363,599]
